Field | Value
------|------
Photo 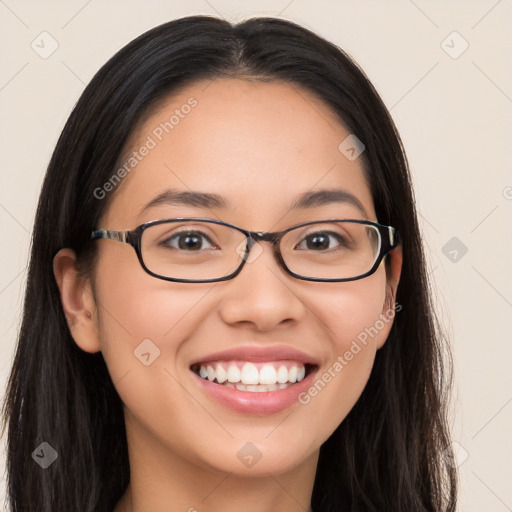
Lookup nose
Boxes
[217,241,307,331]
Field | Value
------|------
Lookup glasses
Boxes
[91,218,399,283]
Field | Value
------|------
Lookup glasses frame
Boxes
[91,217,400,283]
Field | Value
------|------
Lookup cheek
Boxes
[301,270,388,423]
[316,268,388,350]
[92,249,213,381]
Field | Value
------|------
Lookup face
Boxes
[57,78,401,480]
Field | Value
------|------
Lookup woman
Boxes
[1,15,457,512]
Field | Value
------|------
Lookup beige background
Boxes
[1,1,511,510]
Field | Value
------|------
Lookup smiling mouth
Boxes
[190,361,317,393]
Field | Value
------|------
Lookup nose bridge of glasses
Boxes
[249,231,280,244]
[238,230,284,269]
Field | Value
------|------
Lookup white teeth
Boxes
[227,365,241,383]
[195,361,309,388]
[276,365,289,384]
[240,363,259,385]
[259,365,277,385]
[215,363,227,383]
[224,382,292,392]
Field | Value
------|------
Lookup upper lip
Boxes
[189,345,319,367]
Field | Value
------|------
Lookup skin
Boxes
[54,78,402,512]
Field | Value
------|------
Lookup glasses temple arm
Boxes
[90,229,128,243]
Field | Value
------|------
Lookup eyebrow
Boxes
[139,189,229,215]
[289,189,369,218]
[139,187,368,219]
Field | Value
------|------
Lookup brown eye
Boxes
[161,231,215,251]
[296,232,346,251]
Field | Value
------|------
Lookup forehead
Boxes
[101,78,375,228]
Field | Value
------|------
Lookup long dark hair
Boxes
[1,15,457,511]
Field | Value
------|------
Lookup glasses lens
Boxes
[140,220,247,281]
[281,221,381,280]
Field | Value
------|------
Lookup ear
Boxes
[376,245,403,349]
[53,248,101,353]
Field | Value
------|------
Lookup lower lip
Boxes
[191,368,318,415]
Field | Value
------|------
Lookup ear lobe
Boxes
[53,248,101,354]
